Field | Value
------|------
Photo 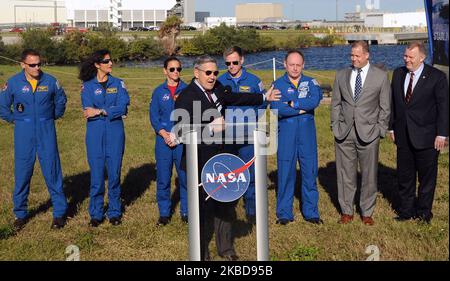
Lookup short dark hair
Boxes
[351,40,370,53]
[21,49,40,62]
[164,56,181,69]
[223,46,243,58]
[284,49,304,62]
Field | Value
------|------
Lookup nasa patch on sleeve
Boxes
[121,81,127,90]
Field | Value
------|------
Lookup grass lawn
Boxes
[0,65,448,261]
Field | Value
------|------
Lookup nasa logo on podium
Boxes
[201,153,254,202]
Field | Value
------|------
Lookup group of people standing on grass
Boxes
[0,40,448,261]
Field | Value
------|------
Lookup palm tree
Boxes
[158,16,183,56]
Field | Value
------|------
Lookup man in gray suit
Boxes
[331,41,391,225]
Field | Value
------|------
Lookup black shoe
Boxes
[181,215,188,223]
[276,218,290,225]
[13,218,27,231]
[305,218,323,225]
[89,218,103,227]
[51,217,66,229]
[246,214,256,225]
[220,254,239,261]
[109,217,122,226]
[156,216,170,226]
[416,215,432,224]
[394,216,413,222]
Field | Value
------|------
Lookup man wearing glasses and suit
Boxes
[174,55,280,261]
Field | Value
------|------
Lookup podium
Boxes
[185,129,270,261]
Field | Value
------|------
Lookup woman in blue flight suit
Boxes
[150,57,188,226]
[79,50,130,227]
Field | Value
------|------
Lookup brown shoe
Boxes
[361,216,374,226]
[338,214,353,224]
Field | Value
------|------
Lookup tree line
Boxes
[0,19,344,65]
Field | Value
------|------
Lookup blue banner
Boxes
[425,0,449,66]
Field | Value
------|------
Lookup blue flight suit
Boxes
[271,73,323,221]
[81,75,130,220]
[218,68,265,216]
[149,80,188,218]
[0,71,68,219]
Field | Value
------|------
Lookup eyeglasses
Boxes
[198,69,219,76]
[99,59,112,64]
[24,62,42,68]
[169,67,182,73]
[225,61,239,66]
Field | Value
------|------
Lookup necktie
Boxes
[205,90,214,104]
[354,68,362,102]
[405,72,414,104]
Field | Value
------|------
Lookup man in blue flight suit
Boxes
[271,50,323,225]
[150,56,188,226]
[218,46,266,223]
[0,49,68,231]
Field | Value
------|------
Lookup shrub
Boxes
[128,36,164,61]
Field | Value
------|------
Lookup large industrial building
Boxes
[364,11,427,28]
[0,0,67,26]
[235,3,283,24]
[0,0,195,29]
[344,5,427,28]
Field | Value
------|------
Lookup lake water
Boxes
[125,44,431,71]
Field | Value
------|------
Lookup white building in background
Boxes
[364,11,427,28]
[66,0,122,28]
[0,0,67,26]
[119,0,177,29]
[205,17,236,29]
[0,0,195,29]
[66,0,180,29]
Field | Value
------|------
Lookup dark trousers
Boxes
[197,145,238,260]
[397,137,439,220]
[199,189,238,260]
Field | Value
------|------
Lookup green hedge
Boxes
[0,28,163,65]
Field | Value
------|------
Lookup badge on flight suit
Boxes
[239,86,251,93]
[298,81,309,98]
[95,88,103,95]
[106,87,118,94]
[162,94,170,101]
[16,103,24,113]
[37,86,48,92]
[1,82,7,91]
[287,88,295,95]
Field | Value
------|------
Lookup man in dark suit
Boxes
[174,55,280,261]
[390,41,449,224]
